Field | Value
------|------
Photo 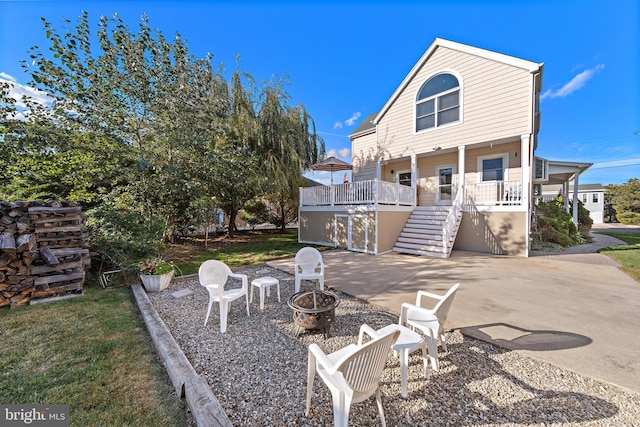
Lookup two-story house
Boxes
[298,38,590,257]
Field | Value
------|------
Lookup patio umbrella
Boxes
[310,156,353,185]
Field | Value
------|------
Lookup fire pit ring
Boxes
[288,290,340,338]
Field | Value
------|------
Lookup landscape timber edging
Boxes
[131,283,232,427]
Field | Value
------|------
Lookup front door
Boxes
[436,165,456,205]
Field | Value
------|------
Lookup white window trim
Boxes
[533,156,549,182]
[476,152,509,182]
[435,164,457,205]
[414,69,464,135]
[396,169,414,186]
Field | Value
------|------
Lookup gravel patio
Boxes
[147,264,640,426]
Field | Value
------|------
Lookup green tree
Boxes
[255,80,324,231]
[203,67,264,238]
[607,178,640,225]
[7,11,325,256]
[22,12,227,240]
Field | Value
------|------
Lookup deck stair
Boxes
[392,206,462,258]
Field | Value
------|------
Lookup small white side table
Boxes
[377,324,428,398]
[250,276,280,310]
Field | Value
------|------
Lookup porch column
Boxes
[563,181,570,213]
[411,154,417,207]
[520,135,531,257]
[457,146,465,193]
[572,172,579,226]
[376,160,382,179]
[520,135,531,207]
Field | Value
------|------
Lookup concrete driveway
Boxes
[268,225,640,393]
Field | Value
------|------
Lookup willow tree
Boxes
[256,81,324,231]
[201,66,265,238]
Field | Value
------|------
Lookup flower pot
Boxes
[140,270,174,292]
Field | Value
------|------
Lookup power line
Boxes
[589,157,640,170]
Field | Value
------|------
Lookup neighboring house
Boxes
[540,183,605,224]
[298,38,591,257]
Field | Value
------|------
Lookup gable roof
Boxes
[349,112,377,140]
[372,38,544,125]
[545,159,593,185]
[576,183,605,191]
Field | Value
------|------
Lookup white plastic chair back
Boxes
[401,283,460,358]
[416,283,460,330]
[295,247,323,274]
[306,327,400,427]
[338,330,400,396]
[294,247,324,292]
[198,260,249,333]
[418,283,459,328]
[199,260,230,289]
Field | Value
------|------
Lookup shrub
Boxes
[617,211,640,225]
[86,202,165,273]
[535,198,585,247]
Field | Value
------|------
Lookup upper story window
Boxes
[416,73,460,132]
[593,193,599,203]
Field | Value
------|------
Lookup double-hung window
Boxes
[477,153,509,183]
[416,73,460,132]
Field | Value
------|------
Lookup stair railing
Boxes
[442,185,464,256]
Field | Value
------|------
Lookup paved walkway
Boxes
[268,224,640,393]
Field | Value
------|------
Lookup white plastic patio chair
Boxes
[198,260,250,333]
[399,283,460,370]
[305,325,400,427]
[359,323,429,397]
[294,247,325,293]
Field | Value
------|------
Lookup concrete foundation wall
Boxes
[298,210,336,247]
[299,208,412,254]
[377,210,412,253]
[456,210,527,256]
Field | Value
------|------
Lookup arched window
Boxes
[416,73,460,131]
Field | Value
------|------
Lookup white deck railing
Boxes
[300,179,523,207]
[464,180,523,206]
[299,179,415,206]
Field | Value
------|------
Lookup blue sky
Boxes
[1,0,639,185]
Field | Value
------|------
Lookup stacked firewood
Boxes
[0,200,90,308]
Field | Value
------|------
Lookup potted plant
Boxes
[138,257,175,292]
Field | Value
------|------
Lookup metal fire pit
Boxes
[288,290,340,338]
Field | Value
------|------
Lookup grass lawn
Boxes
[0,228,317,426]
[596,231,640,282]
[167,228,318,275]
[0,285,189,426]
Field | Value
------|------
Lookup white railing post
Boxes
[442,185,464,256]
[374,179,379,207]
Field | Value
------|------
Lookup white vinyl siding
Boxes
[368,46,533,159]
[351,132,378,180]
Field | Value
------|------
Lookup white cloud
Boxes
[324,147,352,161]
[338,148,351,158]
[344,111,361,126]
[333,121,343,129]
[541,64,605,100]
[0,72,54,108]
